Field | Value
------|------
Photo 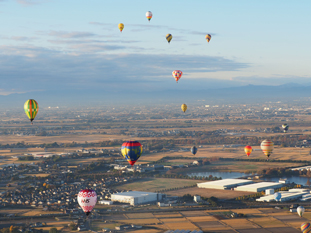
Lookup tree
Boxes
[49,228,58,233]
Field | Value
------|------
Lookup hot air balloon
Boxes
[118,23,124,32]
[205,34,212,43]
[301,223,311,233]
[274,192,281,202]
[244,145,252,157]
[181,104,187,113]
[77,189,97,216]
[261,139,274,158]
[172,70,182,83]
[298,206,305,217]
[191,146,197,155]
[166,34,172,43]
[24,99,39,124]
[146,11,152,21]
[121,141,143,166]
[282,124,289,133]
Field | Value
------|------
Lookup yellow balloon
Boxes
[118,23,124,32]
[166,34,172,43]
[181,104,187,113]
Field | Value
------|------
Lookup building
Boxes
[290,166,311,171]
[194,195,201,202]
[98,200,113,205]
[256,189,310,202]
[265,189,274,195]
[234,182,284,192]
[197,179,253,190]
[111,191,164,206]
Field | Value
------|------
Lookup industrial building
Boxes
[111,191,164,206]
[256,189,310,202]
[197,179,253,190]
[235,182,284,192]
[291,166,311,171]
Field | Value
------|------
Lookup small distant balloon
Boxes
[172,70,182,83]
[181,104,187,113]
[118,23,124,32]
[282,124,289,133]
[191,146,197,155]
[301,223,311,233]
[146,11,152,21]
[298,206,305,218]
[77,189,97,216]
[24,99,39,124]
[205,34,212,43]
[244,145,252,157]
[166,34,172,43]
[274,192,281,202]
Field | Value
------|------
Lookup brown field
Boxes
[26,173,50,177]
[163,187,254,199]
[126,213,155,219]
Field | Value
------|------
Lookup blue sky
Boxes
[0,0,311,95]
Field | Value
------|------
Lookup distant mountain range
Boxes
[1,83,311,108]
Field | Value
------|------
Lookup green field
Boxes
[113,178,200,192]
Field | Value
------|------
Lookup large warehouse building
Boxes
[256,189,310,202]
[197,179,253,190]
[234,182,284,192]
[111,191,164,206]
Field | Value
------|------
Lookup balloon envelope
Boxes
[298,206,305,217]
[181,104,187,113]
[118,23,124,32]
[121,141,143,166]
[172,70,182,82]
[301,222,311,233]
[261,139,274,158]
[166,34,172,43]
[146,11,152,21]
[77,189,97,216]
[191,146,197,155]
[274,192,281,201]
[205,34,212,42]
[244,145,252,157]
[24,99,39,123]
[282,124,289,133]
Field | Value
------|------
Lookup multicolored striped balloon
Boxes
[244,145,252,157]
[121,141,143,166]
[301,222,311,233]
[172,70,183,83]
[24,99,39,124]
[146,11,152,21]
[77,189,97,216]
[205,34,212,43]
[260,139,274,158]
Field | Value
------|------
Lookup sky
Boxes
[1,0,311,96]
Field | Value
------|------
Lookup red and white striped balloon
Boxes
[77,189,97,216]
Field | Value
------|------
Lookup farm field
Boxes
[113,178,201,192]
[90,207,307,232]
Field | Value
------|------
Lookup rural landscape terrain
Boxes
[1,101,311,232]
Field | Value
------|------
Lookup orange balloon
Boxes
[244,145,252,157]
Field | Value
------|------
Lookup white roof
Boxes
[112,191,157,197]
[236,182,280,188]
[197,179,253,189]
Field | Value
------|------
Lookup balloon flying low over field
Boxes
[274,192,281,201]
[282,124,289,133]
[298,206,305,217]
[244,145,252,157]
[24,99,39,124]
[191,146,197,155]
[181,104,187,113]
[121,141,143,166]
[261,139,274,158]
[77,189,97,216]
[301,222,311,233]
